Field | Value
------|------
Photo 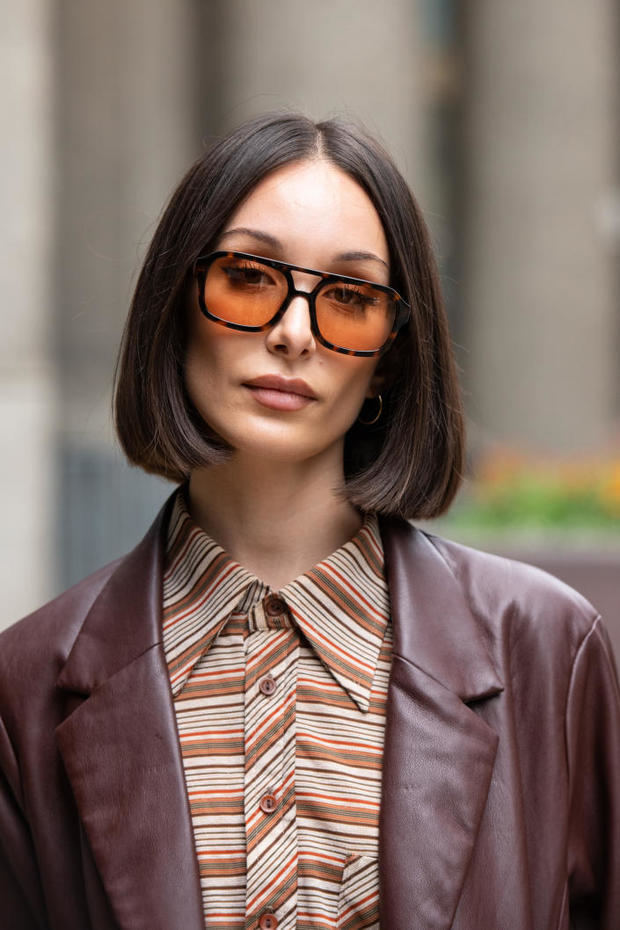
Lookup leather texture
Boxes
[0,495,618,930]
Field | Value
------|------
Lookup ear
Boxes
[365,361,387,398]
[367,334,408,396]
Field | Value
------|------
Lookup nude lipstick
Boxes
[243,375,317,411]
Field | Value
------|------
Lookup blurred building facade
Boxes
[1,0,618,625]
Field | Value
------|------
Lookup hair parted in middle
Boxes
[114,111,465,520]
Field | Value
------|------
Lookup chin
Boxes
[232,440,330,465]
[224,428,340,467]
[198,406,350,468]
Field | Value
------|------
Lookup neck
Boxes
[187,452,363,589]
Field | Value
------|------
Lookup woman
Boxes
[0,113,618,930]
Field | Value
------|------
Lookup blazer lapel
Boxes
[55,498,205,930]
[52,499,502,930]
[379,518,504,930]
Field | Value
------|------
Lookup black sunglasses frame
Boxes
[193,251,411,357]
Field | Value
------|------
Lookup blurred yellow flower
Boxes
[451,448,620,530]
[599,463,620,516]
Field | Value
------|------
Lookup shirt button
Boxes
[259,914,278,930]
[259,793,278,814]
[258,674,277,696]
[264,595,287,617]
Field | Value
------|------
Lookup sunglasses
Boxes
[193,251,411,357]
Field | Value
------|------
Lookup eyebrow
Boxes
[218,227,389,270]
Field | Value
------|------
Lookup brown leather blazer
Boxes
[1,497,619,930]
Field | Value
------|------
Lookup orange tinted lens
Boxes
[316,282,395,351]
[203,255,287,326]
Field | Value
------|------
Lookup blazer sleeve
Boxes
[0,714,47,930]
[565,616,620,928]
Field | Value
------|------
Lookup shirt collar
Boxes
[163,490,389,711]
[162,493,265,695]
[280,514,389,712]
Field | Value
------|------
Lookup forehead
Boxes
[222,159,389,265]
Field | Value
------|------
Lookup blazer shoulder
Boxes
[0,557,122,701]
[425,530,601,645]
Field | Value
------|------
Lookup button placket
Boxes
[244,625,299,928]
[259,792,278,814]
[258,673,277,696]
[259,913,278,930]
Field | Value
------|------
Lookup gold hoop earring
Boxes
[358,394,383,426]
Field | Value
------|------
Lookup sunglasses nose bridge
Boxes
[267,271,320,344]
[279,285,314,324]
[278,268,324,320]
[286,266,323,300]
[265,277,319,356]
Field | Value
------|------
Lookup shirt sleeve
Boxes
[565,616,620,929]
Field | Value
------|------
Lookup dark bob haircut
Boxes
[114,112,464,520]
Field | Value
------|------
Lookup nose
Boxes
[265,291,316,359]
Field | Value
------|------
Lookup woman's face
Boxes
[185,158,390,469]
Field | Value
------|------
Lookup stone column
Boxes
[0,1,56,627]
[56,0,198,444]
[462,0,618,452]
[202,0,430,200]
[54,0,198,589]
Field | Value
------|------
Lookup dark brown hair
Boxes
[114,112,464,519]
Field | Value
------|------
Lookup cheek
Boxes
[324,359,379,433]
[184,314,237,388]
[334,357,379,403]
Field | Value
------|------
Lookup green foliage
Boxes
[442,453,620,533]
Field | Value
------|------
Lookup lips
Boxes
[243,374,317,412]
[243,375,317,400]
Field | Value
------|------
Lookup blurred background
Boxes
[1,1,619,644]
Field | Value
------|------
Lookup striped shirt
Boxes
[163,491,392,930]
